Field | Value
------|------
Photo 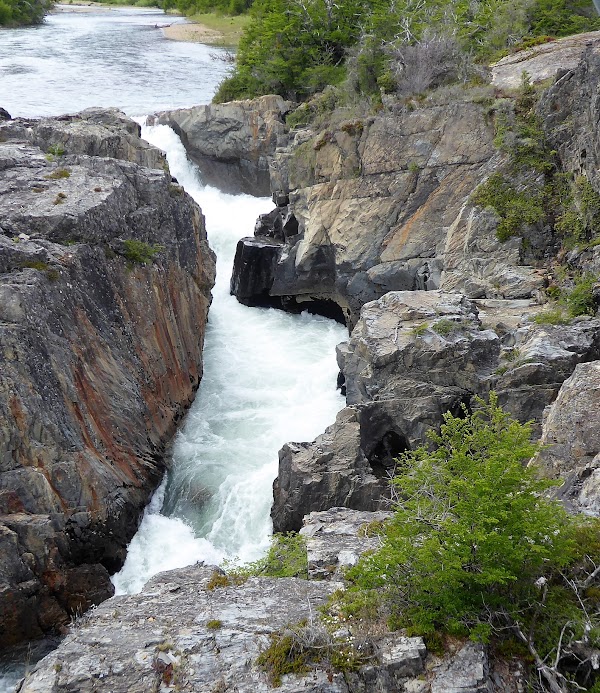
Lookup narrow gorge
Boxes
[2,6,600,693]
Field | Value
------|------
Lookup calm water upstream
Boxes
[0,8,346,689]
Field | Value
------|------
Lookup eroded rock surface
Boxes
[18,559,501,693]
[273,291,600,531]
[534,362,600,514]
[153,95,294,195]
[0,110,215,645]
[300,508,393,580]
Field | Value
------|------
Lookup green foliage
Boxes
[47,144,65,157]
[206,619,223,629]
[231,533,308,579]
[206,570,231,590]
[555,175,600,247]
[565,273,597,317]
[0,0,52,26]
[471,173,546,242]
[532,308,569,325]
[432,318,459,337]
[256,620,371,686]
[340,395,600,687]
[44,168,71,180]
[216,0,600,103]
[121,240,164,266]
[411,322,428,337]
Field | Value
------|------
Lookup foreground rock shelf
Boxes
[0,108,216,645]
[19,510,504,693]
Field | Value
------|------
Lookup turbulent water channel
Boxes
[0,8,346,689]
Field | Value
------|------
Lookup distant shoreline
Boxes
[53,4,232,45]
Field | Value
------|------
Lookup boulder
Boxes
[272,291,600,532]
[300,508,393,580]
[533,361,600,514]
[152,95,294,195]
[430,642,491,693]
[0,110,215,645]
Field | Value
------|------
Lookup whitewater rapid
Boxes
[111,125,346,594]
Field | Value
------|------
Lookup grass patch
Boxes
[206,619,223,630]
[256,621,372,687]
[229,533,308,580]
[122,239,164,266]
[532,308,569,325]
[432,318,460,337]
[411,323,428,338]
[44,168,70,180]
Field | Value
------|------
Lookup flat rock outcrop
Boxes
[0,110,216,645]
[153,95,294,195]
[18,558,503,692]
[272,291,600,532]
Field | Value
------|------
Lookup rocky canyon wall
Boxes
[0,109,216,645]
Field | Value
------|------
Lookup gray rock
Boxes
[430,642,491,693]
[491,31,600,90]
[272,290,600,532]
[0,110,215,645]
[533,361,600,514]
[153,95,294,195]
[300,508,393,580]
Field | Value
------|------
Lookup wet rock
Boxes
[0,110,215,645]
[0,107,11,121]
[230,237,283,306]
[153,95,294,195]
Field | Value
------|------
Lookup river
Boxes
[0,7,346,689]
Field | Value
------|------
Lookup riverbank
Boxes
[54,3,247,45]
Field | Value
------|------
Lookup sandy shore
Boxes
[162,21,224,44]
[53,4,226,44]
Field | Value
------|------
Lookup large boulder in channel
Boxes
[0,110,215,645]
[153,95,294,195]
[272,291,600,532]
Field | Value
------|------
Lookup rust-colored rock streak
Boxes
[0,110,216,646]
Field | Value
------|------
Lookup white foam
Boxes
[112,125,346,593]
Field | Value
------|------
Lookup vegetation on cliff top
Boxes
[0,0,53,25]
[335,395,600,691]
[214,0,600,102]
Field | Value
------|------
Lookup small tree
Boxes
[345,394,600,691]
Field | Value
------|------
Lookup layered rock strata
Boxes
[153,95,294,195]
[0,109,216,645]
[272,291,600,531]
[231,100,550,327]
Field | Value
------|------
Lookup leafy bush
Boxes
[122,240,164,266]
[565,273,597,317]
[215,0,600,103]
[0,0,51,25]
[342,395,600,690]
[231,533,308,579]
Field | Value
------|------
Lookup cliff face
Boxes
[0,109,216,646]
[153,95,294,196]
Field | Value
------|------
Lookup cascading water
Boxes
[112,125,346,593]
[0,8,347,688]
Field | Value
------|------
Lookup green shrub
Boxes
[532,308,569,325]
[206,619,223,629]
[432,318,458,337]
[471,173,546,242]
[232,533,308,579]
[341,394,600,688]
[565,273,597,317]
[122,240,164,266]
